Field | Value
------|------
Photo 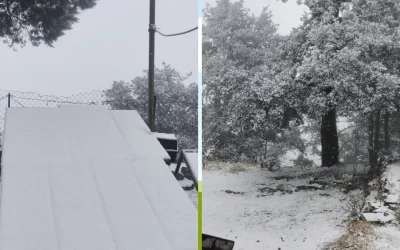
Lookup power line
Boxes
[151,25,198,37]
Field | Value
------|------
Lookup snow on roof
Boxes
[57,104,107,107]
[0,107,196,250]
[110,110,170,160]
[153,132,177,140]
[184,150,198,183]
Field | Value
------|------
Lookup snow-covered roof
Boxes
[0,106,196,250]
[153,132,177,140]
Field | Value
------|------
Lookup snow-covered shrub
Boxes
[228,163,248,174]
[260,143,285,171]
[345,191,368,219]
[292,154,314,168]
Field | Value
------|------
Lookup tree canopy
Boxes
[0,0,97,47]
[104,63,198,149]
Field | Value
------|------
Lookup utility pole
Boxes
[148,0,156,131]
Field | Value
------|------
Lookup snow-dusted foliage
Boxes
[203,0,400,168]
[203,0,292,162]
[104,63,197,149]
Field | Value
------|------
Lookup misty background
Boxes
[0,0,197,95]
[203,0,307,35]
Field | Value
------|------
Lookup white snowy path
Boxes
[203,166,348,250]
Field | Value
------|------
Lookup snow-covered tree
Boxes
[104,63,198,149]
[0,0,97,47]
[280,0,400,168]
[203,0,287,161]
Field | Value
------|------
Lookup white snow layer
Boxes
[185,151,198,183]
[203,166,347,250]
[153,132,178,141]
[0,107,196,250]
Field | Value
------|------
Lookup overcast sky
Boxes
[0,0,197,96]
[203,0,308,35]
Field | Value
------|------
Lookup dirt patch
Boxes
[228,163,250,174]
[322,220,376,250]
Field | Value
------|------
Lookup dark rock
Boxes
[225,190,244,195]
[276,184,293,194]
[296,185,323,191]
[309,180,330,186]
[384,201,399,207]
[274,176,294,181]
[259,187,277,194]
[319,193,330,197]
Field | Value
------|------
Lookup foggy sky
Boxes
[0,0,197,96]
[203,0,308,35]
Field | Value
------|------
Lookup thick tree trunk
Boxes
[321,107,339,167]
[368,113,374,166]
[374,109,381,164]
[384,113,390,155]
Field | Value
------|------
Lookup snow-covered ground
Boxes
[375,226,400,250]
[373,164,400,250]
[203,163,400,250]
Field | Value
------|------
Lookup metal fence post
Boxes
[7,93,10,108]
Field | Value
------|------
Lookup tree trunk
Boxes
[374,109,381,164]
[321,107,339,167]
[384,113,390,155]
[368,113,374,167]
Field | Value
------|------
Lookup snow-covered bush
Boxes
[292,154,314,168]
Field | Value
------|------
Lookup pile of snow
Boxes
[382,164,400,206]
[153,132,177,141]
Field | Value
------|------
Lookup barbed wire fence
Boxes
[0,89,113,146]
